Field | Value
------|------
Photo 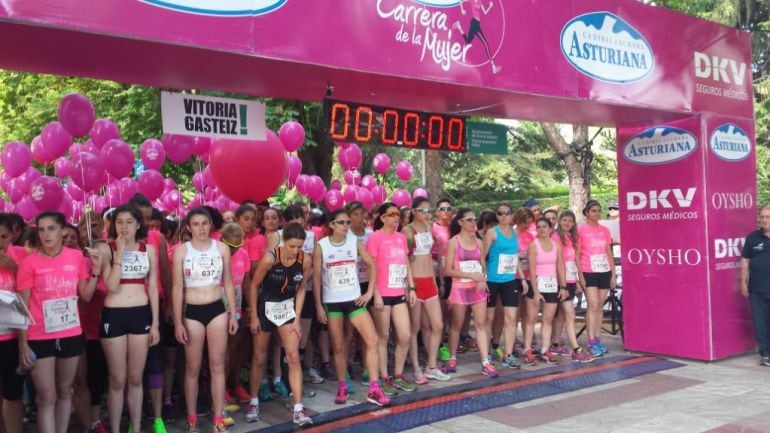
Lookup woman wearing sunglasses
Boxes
[444,208,497,378]
[313,209,390,406]
[402,198,452,383]
[366,202,418,396]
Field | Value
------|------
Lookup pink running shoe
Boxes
[366,388,391,406]
[334,386,348,404]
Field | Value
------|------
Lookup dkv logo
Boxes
[139,0,287,16]
[623,127,697,165]
[627,188,697,210]
[694,52,747,85]
[709,124,752,162]
[714,237,745,259]
[560,12,654,83]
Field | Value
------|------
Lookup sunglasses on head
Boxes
[437,206,452,212]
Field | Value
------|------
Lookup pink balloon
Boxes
[358,188,374,210]
[392,188,411,207]
[137,169,165,201]
[192,172,204,192]
[278,121,305,152]
[325,189,344,211]
[163,134,194,164]
[29,176,64,212]
[120,177,138,199]
[202,166,215,189]
[70,201,84,222]
[39,122,72,163]
[16,195,37,222]
[101,139,135,179]
[1,141,32,178]
[68,143,84,158]
[140,139,166,171]
[162,189,182,209]
[103,182,124,206]
[93,196,107,214]
[58,93,95,137]
[309,180,326,202]
[395,160,413,182]
[295,175,310,195]
[65,181,85,201]
[371,185,387,205]
[343,185,359,203]
[413,188,428,199]
[360,175,376,190]
[190,193,204,208]
[373,153,391,175]
[286,156,302,184]
[71,152,106,192]
[17,167,42,194]
[4,177,25,204]
[209,130,287,204]
[90,119,121,149]
[82,140,99,155]
[193,136,212,157]
[53,157,72,178]
[329,179,342,191]
[343,170,361,186]
[337,141,351,150]
[164,178,177,191]
[340,143,362,170]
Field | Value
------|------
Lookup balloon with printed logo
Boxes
[286,156,302,188]
[53,157,72,179]
[329,179,342,191]
[163,134,195,164]
[140,139,166,171]
[395,160,413,182]
[58,93,95,137]
[209,130,287,204]
[101,139,135,179]
[360,175,376,190]
[412,188,428,199]
[392,188,411,207]
[89,119,121,150]
[372,153,390,175]
[193,136,212,158]
[358,187,374,210]
[71,151,106,192]
[325,189,343,212]
[1,141,32,178]
[137,169,165,201]
[278,121,305,152]
[343,185,359,203]
[371,185,387,205]
[29,176,64,212]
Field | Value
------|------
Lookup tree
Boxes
[540,123,593,217]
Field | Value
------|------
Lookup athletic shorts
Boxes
[185,300,227,327]
[28,334,84,359]
[382,295,406,306]
[487,280,522,308]
[301,292,315,320]
[414,277,438,301]
[86,340,107,405]
[561,284,577,302]
[100,305,152,338]
[324,301,367,319]
[257,299,296,333]
[583,272,612,290]
[0,339,24,400]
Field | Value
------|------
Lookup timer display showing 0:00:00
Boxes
[327,102,465,151]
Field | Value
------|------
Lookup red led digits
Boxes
[382,109,399,145]
[354,106,373,142]
[403,113,419,147]
[427,115,444,149]
[330,103,350,140]
[447,118,464,151]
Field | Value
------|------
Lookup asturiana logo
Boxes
[139,0,287,16]
[561,12,654,83]
[709,124,752,162]
[623,127,698,165]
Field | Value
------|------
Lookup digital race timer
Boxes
[324,99,466,152]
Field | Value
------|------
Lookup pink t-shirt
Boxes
[577,223,612,273]
[517,229,535,278]
[230,248,250,314]
[0,246,27,341]
[366,230,409,297]
[552,232,577,283]
[431,222,450,258]
[17,248,89,341]
[246,234,267,263]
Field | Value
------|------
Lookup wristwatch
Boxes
[230,312,241,320]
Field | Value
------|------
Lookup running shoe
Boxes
[761,356,770,367]
[273,379,290,399]
[360,369,370,386]
[221,412,235,428]
[321,363,336,381]
[486,354,495,365]
[162,403,175,424]
[186,421,199,433]
[224,404,239,414]
[550,343,571,357]
[213,421,228,433]
[258,381,273,402]
[334,385,348,404]
[595,340,609,354]
[588,343,604,357]
[444,357,457,373]
[304,368,325,384]
[233,384,251,403]
[245,404,259,423]
[541,350,559,365]
[481,363,498,378]
[503,354,521,370]
[493,346,505,361]
[424,367,452,381]
[437,344,451,362]
[412,368,428,385]
[153,418,168,433]
[393,376,417,392]
[224,390,237,405]
[523,349,538,366]
[345,374,356,394]
[366,387,391,406]
[293,408,313,426]
[380,378,398,397]
[571,347,595,363]
[461,336,479,352]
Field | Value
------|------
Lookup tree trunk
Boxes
[540,122,592,221]
[425,150,443,206]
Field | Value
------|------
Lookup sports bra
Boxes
[111,242,150,285]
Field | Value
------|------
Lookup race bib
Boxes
[43,297,80,333]
[331,263,358,292]
[497,254,518,275]
[519,257,529,272]
[121,250,149,280]
[413,232,433,256]
[590,254,610,273]
[357,260,369,282]
[537,276,558,293]
[566,261,578,282]
[388,264,407,288]
[459,260,482,283]
[264,299,296,327]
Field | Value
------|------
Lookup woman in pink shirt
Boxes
[576,200,616,357]
[17,211,103,433]
[367,202,417,396]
